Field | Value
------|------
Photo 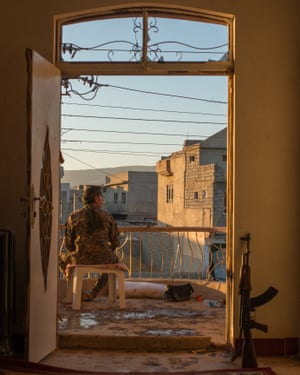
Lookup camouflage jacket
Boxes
[59,207,120,270]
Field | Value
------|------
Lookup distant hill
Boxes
[61,165,156,188]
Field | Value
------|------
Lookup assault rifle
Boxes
[231,233,278,368]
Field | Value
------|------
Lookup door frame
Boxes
[53,4,235,349]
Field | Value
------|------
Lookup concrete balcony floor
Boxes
[40,280,300,375]
[56,279,226,349]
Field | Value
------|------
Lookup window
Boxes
[59,14,229,64]
[121,192,126,204]
[194,192,199,200]
[114,192,118,204]
[56,8,232,76]
[166,185,173,203]
[189,155,195,163]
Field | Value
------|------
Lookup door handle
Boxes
[30,185,53,228]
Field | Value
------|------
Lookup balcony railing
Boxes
[59,225,226,281]
[118,226,226,281]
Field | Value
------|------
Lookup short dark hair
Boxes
[82,185,102,204]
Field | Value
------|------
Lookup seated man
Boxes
[59,185,120,301]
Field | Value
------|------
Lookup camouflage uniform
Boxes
[59,206,120,293]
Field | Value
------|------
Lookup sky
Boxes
[60,15,228,170]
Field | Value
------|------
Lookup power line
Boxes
[62,113,227,125]
[62,152,99,170]
[62,127,210,138]
[62,151,157,184]
[61,139,187,146]
[61,102,227,117]
[64,79,227,104]
[96,83,228,105]
[61,80,228,170]
[62,147,164,157]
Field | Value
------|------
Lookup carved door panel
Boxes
[26,50,61,362]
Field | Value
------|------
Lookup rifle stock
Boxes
[241,328,258,368]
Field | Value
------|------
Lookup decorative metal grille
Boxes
[60,12,229,100]
[61,16,228,63]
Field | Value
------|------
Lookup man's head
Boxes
[82,185,102,205]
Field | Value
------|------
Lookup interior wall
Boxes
[0,0,299,350]
[233,1,300,338]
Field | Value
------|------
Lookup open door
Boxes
[26,49,61,362]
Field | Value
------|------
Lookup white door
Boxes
[26,49,61,362]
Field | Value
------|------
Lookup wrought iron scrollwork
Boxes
[61,16,228,63]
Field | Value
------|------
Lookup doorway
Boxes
[55,5,233,349]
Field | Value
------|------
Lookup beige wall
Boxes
[0,0,299,348]
[232,2,300,338]
[157,153,186,225]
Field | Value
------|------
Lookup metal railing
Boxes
[59,225,226,281]
[117,226,226,281]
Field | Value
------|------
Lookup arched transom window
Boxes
[55,8,233,77]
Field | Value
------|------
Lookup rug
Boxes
[0,358,276,375]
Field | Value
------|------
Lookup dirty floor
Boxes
[40,280,300,375]
[57,280,226,348]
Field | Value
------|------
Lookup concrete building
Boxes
[156,128,227,228]
[59,171,157,225]
[59,183,82,225]
[156,129,227,279]
[0,0,299,363]
[103,171,157,223]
